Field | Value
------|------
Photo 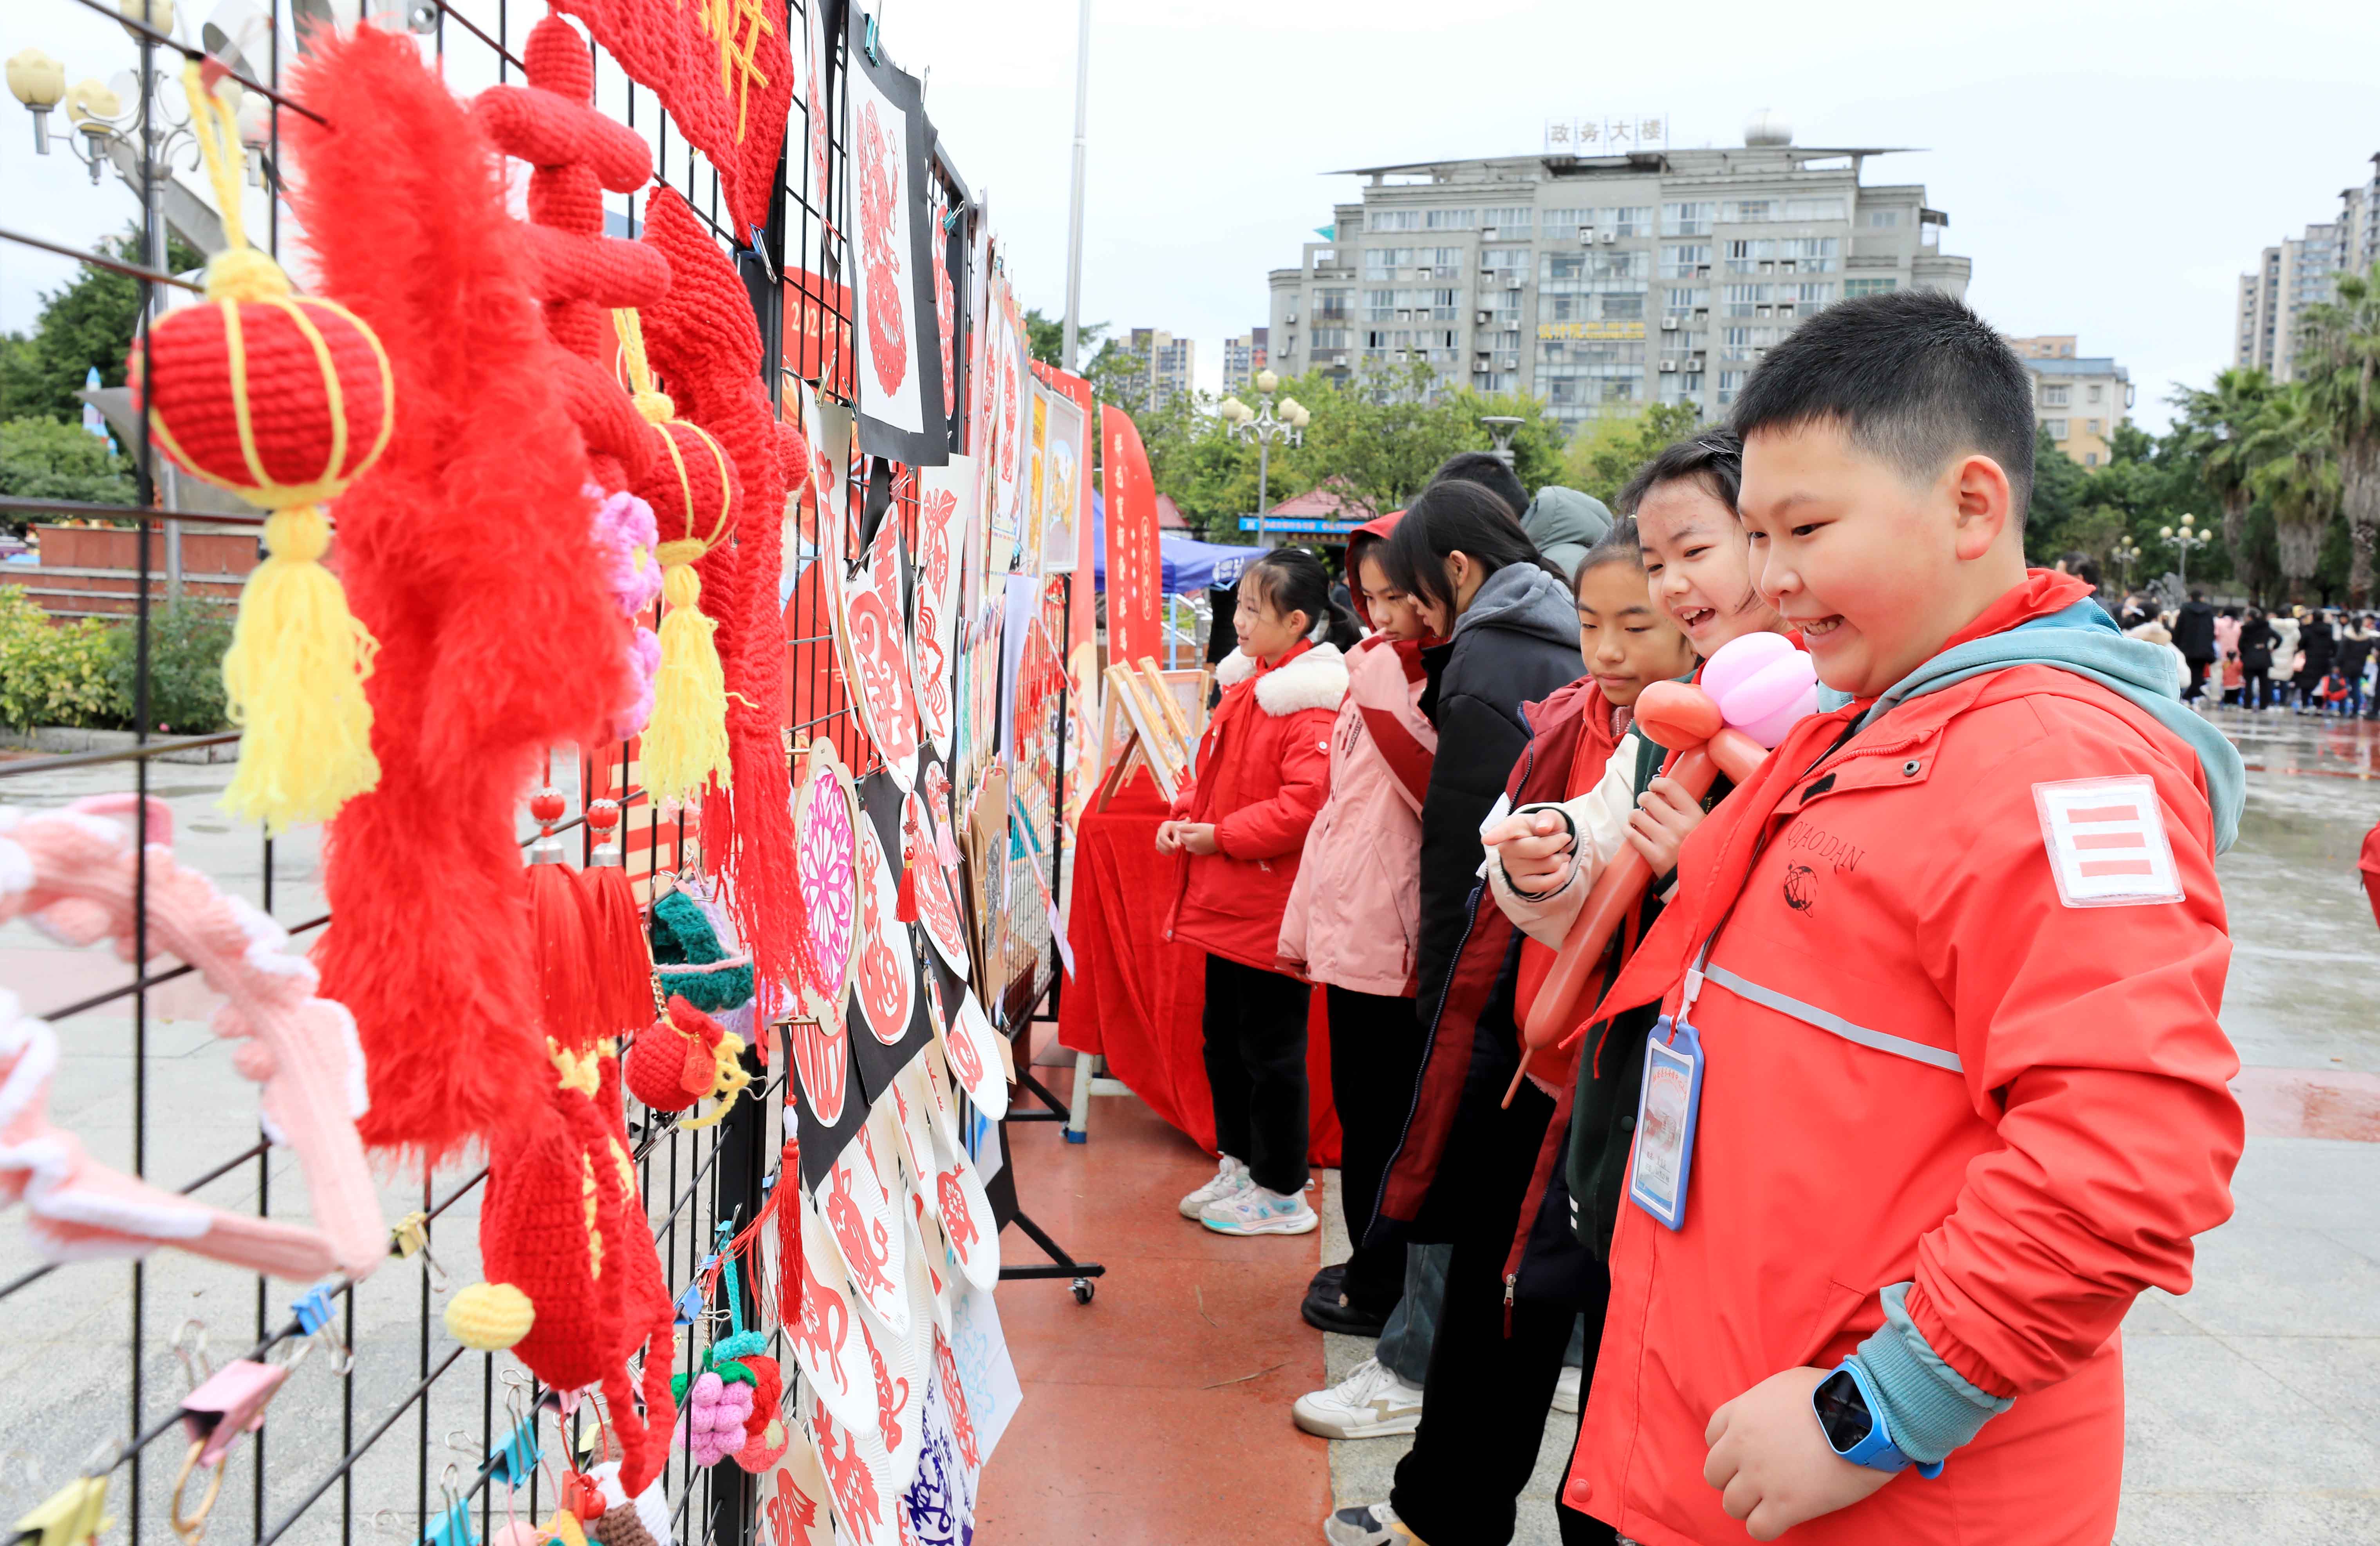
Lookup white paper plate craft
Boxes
[851,814,916,1047]
[939,988,1007,1122]
[901,787,970,976]
[798,1375,900,1546]
[791,739,861,1124]
[789,1179,881,1438]
[816,1132,909,1338]
[931,1145,998,1292]
[851,1285,924,1494]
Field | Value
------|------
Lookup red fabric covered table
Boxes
[1059,774,1340,1168]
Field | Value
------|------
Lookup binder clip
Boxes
[168,1322,290,1543]
[390,1211,451,1285]
[289,1282,354,1374]
[423,1468,479,1546]
[10,1474,110,1546]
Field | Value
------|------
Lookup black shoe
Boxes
[1302,1287,1393,1337]
[1306,1261,1347,1302]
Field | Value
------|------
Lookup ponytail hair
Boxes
[1242,546,1360,651]
[1381,478,1561,623]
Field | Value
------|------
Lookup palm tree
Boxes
[2172,367,2276,597]
[2296,265,2380,604]
[2245,385,2342,602]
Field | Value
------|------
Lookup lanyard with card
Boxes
[1627,934,1714,1230]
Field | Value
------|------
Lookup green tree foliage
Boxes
[0,418,135,505]
[0,226,204,425]
[0,586,125,731]
[1133,362,1569,541]
[1019,307,1144,410]
[2171,367,2277,599]
[1558,402,1704,505]
[2294,268,2380,603]
[2243,383,2341,596]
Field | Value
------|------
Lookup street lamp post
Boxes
[9,2,279,601]
[2160,514,2209,592]
[1219,369,1307,551]
[2111,536,2143,593]
[1479,414,1524,468]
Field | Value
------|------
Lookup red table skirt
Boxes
[1058,775,1341,1168]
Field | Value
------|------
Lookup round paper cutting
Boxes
[853,814,916,1047]
[793,739,860,1011]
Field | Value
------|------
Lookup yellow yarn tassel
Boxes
[218,506,380,835]
[641,541,732,810]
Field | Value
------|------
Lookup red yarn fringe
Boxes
[578,863,655,1037]
[639,189,816,1017]
[525,860,601,1053]
[283,25,628,1164]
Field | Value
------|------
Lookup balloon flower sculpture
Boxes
[1508,633,1818,1097]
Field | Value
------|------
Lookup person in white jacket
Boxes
[1484,435,1792,944]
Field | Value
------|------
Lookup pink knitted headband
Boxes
[0,796,385,1281]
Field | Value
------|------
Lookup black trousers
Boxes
[2186,656,2212,700]
[1390,1226,1615,1546]
[1200,953,1313,1195]
[1325,985,1426,1313]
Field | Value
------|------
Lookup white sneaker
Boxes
[1179,1155,1249,1219]
[1553,1364,1582,1415]
[1293,1357,1424,1440]
[1322,1503,1408,1546]
[1199,1183,1318,1236]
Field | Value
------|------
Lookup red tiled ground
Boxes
[972,1068,1330,1545]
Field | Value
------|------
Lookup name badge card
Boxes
[1628,1014,1705,1231]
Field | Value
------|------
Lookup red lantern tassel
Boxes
[578,777,655,1037]
[525,786,601,1052]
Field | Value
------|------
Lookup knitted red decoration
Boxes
[731,1354,791,1472]
[624,995,725,1113]
[473,15,671,493]
[129,62,392,835]
[547,0,793,242]
[282,27,630,1163]
[577,776,655,1038]
[638,188,814,1013]
[525,785,603,1052]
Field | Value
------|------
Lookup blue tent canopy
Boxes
[1088,493,1272,595]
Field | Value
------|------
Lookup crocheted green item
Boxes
[648,890,754,1011]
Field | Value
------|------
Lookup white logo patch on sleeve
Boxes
[2031,776,2185,908]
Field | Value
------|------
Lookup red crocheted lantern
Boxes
[125,63,394,835]
[133,280,391,506]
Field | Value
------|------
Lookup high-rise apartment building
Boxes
[1221,329,1269,393]
[1265,118,1970,430]
[2008,336,2132,469]
[1127,328,1196,410]
[2235,150,2380,382]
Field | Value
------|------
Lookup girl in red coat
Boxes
[1159,547,1356,1237]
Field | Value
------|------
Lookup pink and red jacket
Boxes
[1278,631,1437,996]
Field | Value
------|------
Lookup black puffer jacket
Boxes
[2174,599,2217,661]
[1412,560,1584,1019]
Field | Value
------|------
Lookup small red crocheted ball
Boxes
[130,289,392,507]
[633,417,740,549]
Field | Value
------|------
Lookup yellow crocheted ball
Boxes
[445,1281,536,1349]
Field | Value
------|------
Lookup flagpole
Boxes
[1060,0,1092,371]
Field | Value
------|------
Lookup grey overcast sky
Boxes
[9,0,2379,434]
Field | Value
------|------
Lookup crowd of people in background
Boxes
[2089,573,2380,717]
[1148,291,2260,1546]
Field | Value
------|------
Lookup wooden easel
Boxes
[1093,662,1186,809]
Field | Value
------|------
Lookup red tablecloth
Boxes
[1059,775,1340,1167]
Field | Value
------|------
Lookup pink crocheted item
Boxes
[0,797,383,1280]
[591,486,664,739]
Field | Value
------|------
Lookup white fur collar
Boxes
[1215,644,1348,715]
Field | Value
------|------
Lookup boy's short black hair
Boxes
[1728,289,2039,524]
[1430,451,1528,521]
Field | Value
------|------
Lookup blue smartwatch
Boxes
[1812,1361,1943,1479]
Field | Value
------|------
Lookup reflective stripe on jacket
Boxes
[1569,664,2241,1546]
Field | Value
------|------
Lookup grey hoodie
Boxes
[1521,486,1614,581]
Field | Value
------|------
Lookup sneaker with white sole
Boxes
[1323,1502,1410,1546]
[1293,1356,1424,1440]
[1178,1155,1249,1219]
[1199,1183,1318,1236]
[1553,1364,1582,1415]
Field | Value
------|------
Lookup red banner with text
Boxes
[1102,405,1164,672]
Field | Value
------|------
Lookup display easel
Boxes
[1092,661,1186,809]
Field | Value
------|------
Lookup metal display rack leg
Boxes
[989,989,1106,1304]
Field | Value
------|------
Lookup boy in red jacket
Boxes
[1566,291,2245,1546]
